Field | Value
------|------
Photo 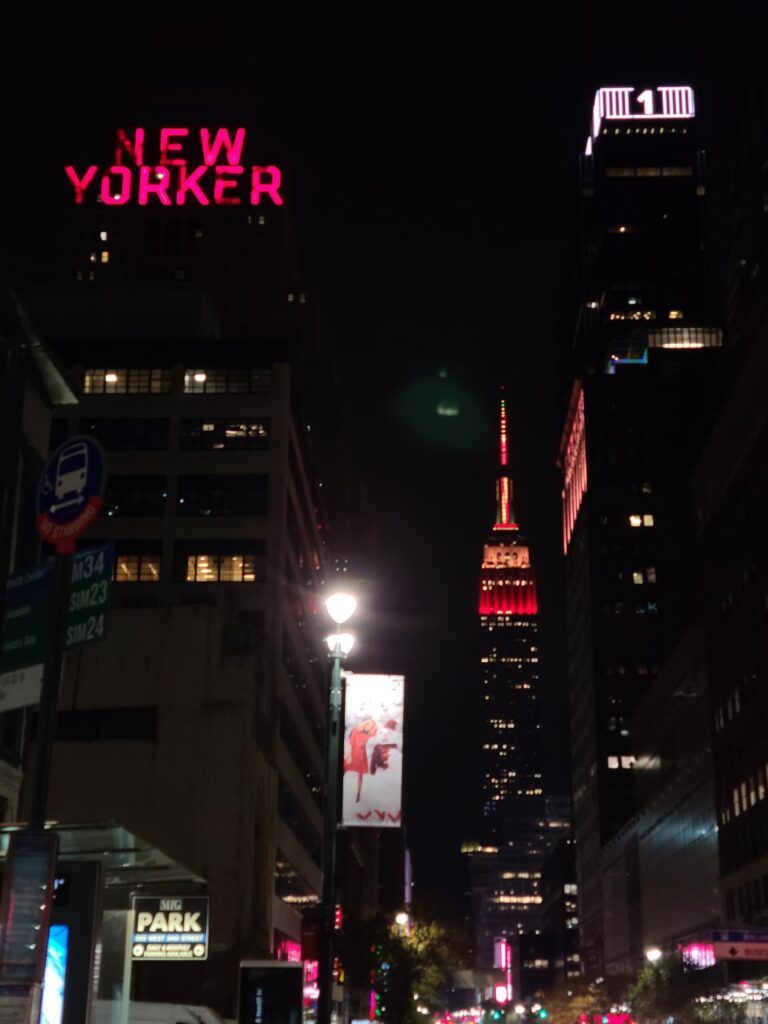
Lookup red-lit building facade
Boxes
[467,396,563,973]
[478,396,541,828]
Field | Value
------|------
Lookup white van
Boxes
[91,1000,226,1024]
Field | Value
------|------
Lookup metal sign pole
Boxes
[27,551,70,831]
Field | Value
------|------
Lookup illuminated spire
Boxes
[494,390,517,531]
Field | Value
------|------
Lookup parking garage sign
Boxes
[36,436,106,553]
[131,896,209,961]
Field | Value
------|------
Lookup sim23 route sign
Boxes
[36,436,106,554]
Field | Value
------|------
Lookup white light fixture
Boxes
[395,911,409,927]
[646,947,663,963]
[105,372,118,383]
[325,632,355,656]
[194,371,207,383]
[324,592,357,625]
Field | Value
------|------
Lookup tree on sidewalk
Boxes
[337,911,456,1024]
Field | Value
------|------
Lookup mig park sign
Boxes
[131,896,209,962]
[65,127,284,208]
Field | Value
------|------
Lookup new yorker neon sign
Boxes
[64,128,284,207]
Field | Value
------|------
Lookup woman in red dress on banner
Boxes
[344,718,378,802]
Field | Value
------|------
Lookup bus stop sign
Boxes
[36,436,106,554]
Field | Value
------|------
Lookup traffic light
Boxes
[537,1010,548,1020]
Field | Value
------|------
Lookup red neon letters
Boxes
[65,128,284,207]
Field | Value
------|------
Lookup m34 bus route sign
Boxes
[65,545,113,649]
[36,436,106,554]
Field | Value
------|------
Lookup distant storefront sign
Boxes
[131,896,209,961]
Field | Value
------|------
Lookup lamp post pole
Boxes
[318,637,344,1024]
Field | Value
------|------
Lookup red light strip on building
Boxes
[500,398,508,467]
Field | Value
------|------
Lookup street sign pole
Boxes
[0,435,107,1023]
[27,552,70,831]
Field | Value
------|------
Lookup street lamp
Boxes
[645,947,663,963]
[318,592,357,1024]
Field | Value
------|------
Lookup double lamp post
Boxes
[317,591,357,1024]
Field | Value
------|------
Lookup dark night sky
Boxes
[7,2,768,908]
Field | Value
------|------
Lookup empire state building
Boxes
[479,393,543,835]
[466,393,554,969]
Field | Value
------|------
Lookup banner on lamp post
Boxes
[342,674,404,827]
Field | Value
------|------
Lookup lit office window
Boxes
[183,369,272,394]
[179,419,270,450]
[632,572,644,585]
[185,553,265,583]
[115,554,161,582]
[648,327,723,349]
[83,369,171,394]
[629,514,654,528]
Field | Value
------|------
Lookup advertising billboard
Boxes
[342,674,404,827]
[131,896,209,961]
[41,926,69,1024]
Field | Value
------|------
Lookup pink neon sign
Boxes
[64,127,284,207]
[591,86,695,140]
[499,397,508,467]
[559,383,587,554]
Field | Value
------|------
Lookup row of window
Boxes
[605,165,693,177]
[602,601,659,615]
[629,514,655,528]
[714,685,742,733]
[725,877,768,921]
[83,368,273,395]
[605,662,658,676]
[102,475,268,518]
[109,544,267,583]
[77,418,270,451]
[727,767,768,823]
[607,755,636,769]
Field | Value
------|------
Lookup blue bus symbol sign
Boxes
[36,436,106,553]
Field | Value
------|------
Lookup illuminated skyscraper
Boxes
[558,85,725,975]
[479,392,543,834]
[467,393,561,973]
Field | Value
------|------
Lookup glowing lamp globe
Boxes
[494,985,508,1005]
[645,947,662,963]
[324,591,357,625]
[325,632,355,656]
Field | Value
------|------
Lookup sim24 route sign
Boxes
[131,896,209,962]
[36,436,106,554]
[65,545,113,649]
